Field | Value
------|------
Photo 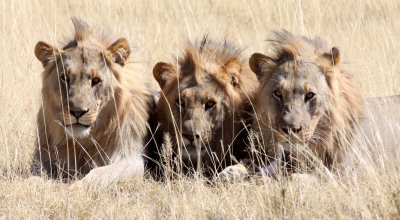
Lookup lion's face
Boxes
[170,76,226,154]
[153,56,242,166]
[250,51,336,144]
[50,48,112,138]
[264,60,327,142]
[35,38,131,138]
[249,31,363,168]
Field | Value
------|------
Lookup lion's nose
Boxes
[282,127,302,134]
[194,131,201,140]
[70,110,88,119]
[182,131,202,142]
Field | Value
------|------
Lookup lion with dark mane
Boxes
[31,18,153,188]
[248,30,363,173]
[149,37,259,177]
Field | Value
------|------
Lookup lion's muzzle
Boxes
[69,109,89,120]
[63,105,98,138]
[280,106,304,134]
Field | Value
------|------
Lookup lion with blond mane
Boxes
[149,37,259,177]
[31,18,153,188]
[247,30,363,174]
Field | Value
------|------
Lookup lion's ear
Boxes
[323,47,341,66]
[249,53,275,80]
[224,59,242,87]
[108,38,131,66]
[34,41,60,67]
[153,62,176,88]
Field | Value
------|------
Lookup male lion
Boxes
[148,37,259,177]
[247,30,363,174]
[31,18,153,188]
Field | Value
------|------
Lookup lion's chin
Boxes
[64,124,91,139]
[182,147,207,160]
[180,145,209,169]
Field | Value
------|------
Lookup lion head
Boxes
[35,23,133,139]
[250,30,363,169]
[152,37,258,173]
[32,18,152,181]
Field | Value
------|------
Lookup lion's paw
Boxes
[70,167,117,191]
[217,163,249,182]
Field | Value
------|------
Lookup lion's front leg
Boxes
[75,153,144,190]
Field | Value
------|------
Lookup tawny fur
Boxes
[32,18,153,184]
[253,30,363,168]
[151,37,259,175]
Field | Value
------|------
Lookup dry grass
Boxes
[1,0,400,218]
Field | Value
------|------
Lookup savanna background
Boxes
[0,0,399,218]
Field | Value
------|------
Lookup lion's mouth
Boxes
[74,123,90,128]
[277,128,310,143]
[67,123,91,128]
[64,122,92,138]
[181,146,208,168]
[180,135,209,160]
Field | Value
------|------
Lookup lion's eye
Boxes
[92,77,101,86]
[60,75,69,83]
[205,100,216,111]
[273,90,282,99]
[175,98,185,109]
[305,92,315,101]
